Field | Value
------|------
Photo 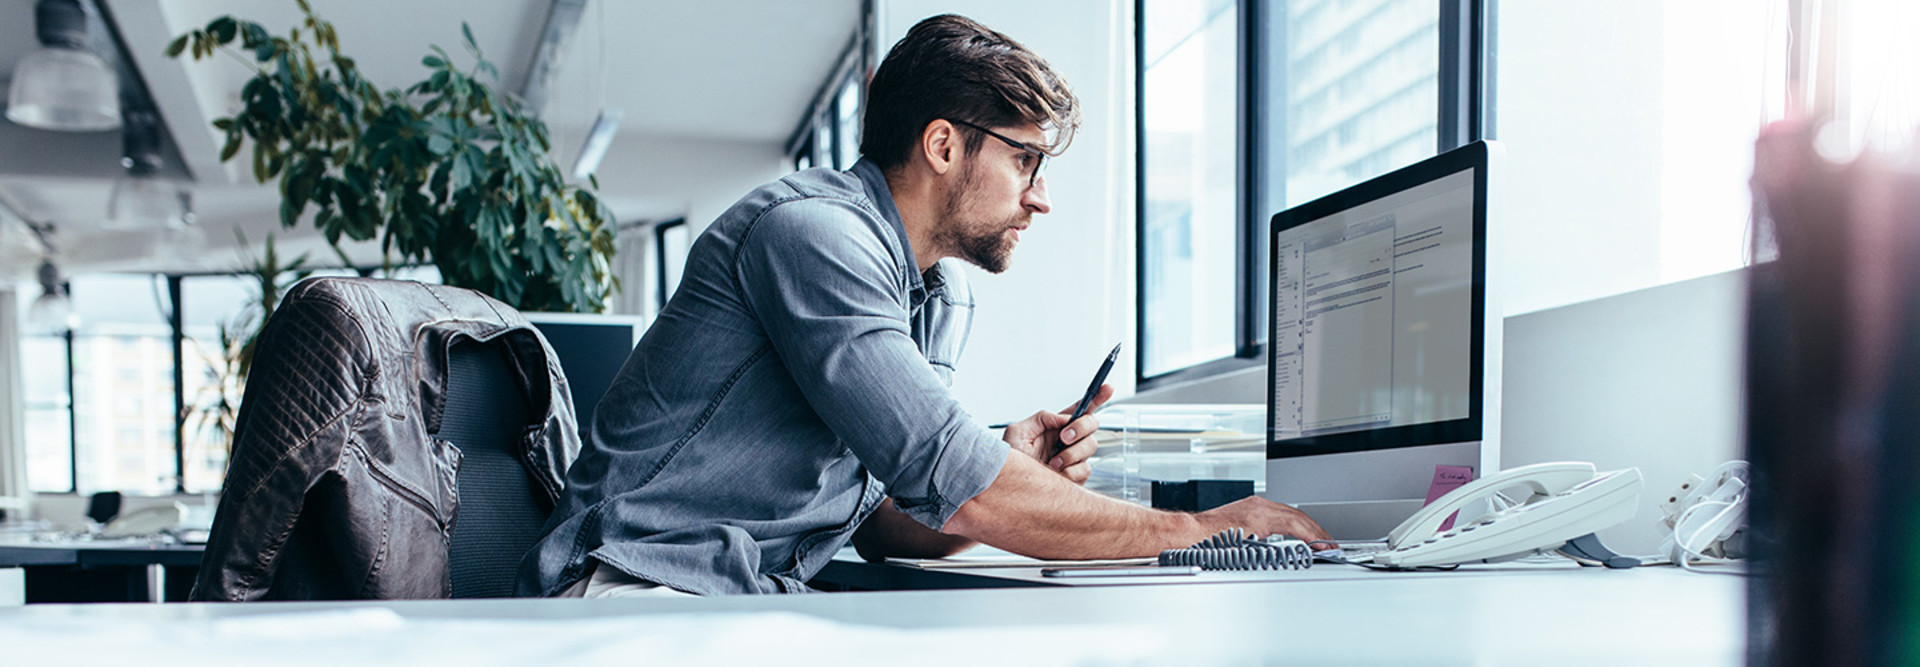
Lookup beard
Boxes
[935,163,1025,274]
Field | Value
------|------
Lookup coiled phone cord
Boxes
[1158,528,1314,571]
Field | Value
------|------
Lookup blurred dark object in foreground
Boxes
[1747,118,1920,666]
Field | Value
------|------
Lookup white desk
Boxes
[0,565,1744,665]
[814,544,1630,589]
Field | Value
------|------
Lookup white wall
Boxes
[1495,0,1771,316]
[875,0,1137,425]
[1499,268,1746,556]
[573,133,789,317]
[0,288,26,516]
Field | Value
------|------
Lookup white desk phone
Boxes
[1368,461,1644,568]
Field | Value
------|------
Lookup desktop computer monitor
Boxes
[525,313,648,439]
[1263,141,1502,540]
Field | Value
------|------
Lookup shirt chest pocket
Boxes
[912,292,974,388]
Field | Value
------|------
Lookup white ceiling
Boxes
[0,0,860,278]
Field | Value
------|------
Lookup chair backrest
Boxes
[86,491,123,525]
[441,340,552,599]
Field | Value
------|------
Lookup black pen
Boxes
[1063,342,1122,441]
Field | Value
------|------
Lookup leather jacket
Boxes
[191,277,580,601]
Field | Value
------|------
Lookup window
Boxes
[787,32,870,172]
[1138,0,1239,378]
[21,264,441,496]
[1137,0,1470,385]
[67,275,175,495]
[20,331,72,492]
[179,275,252,493]
[654,218,691,311]
[834,74,864,170]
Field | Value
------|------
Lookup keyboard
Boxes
[1320,540,1391,562]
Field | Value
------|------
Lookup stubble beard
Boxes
[936,163,1023,275]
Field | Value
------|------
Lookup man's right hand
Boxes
[1195,497,1334,549]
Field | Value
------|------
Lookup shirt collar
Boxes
[849,158,925,294]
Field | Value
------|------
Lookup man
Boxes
[517,14,1327,598]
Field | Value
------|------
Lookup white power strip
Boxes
[1654,461,1749,567]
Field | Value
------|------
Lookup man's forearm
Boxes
[941,454,1214,559]
[852,498,978,561]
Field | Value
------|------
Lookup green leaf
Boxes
[209,17,237,44]
[243,23,270,48]
[449,149,473,191]
[165,34,191,58]
[423,54,446,69]
[461,22,476,49]
[252,146,268,183]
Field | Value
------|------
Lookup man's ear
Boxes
[920,119,961,176]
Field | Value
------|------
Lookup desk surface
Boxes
[1,565,1744,665]
[0,537,205,568]
[814,544,1619,590]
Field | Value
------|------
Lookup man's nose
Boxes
[1023,176,1051,215]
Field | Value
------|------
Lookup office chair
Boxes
[85,491,122,526]
[442,340,551,598]
[191,277,580,601]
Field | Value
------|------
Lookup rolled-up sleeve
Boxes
[733,197,1008,529]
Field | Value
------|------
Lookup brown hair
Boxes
[860,14,1081,171]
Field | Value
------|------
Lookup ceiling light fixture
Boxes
[571,108,622,180]
[107,110,191,229]
[26,258,77,332]
[569,0,618,181]
[6,0,120,132]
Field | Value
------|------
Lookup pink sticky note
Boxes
[1424,465,1475,531]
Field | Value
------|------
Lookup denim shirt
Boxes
[516,159,1009,596]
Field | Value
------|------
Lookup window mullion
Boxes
[170,276,185,495]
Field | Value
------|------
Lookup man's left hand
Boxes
[1000,384,1115,485]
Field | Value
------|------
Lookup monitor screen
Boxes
[1268,142,1491,458]
[527,315,646,439]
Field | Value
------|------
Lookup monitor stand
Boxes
[1263,441,1485,541]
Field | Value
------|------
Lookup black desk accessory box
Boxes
[1151,480,1255,512]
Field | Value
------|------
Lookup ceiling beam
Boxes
[517,0,588,117]
[100,0,234,186]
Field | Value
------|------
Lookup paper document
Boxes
[884,545,1155,569]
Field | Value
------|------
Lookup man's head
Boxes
[863,14,1081,273]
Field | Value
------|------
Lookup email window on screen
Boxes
[1272,170,1476,438]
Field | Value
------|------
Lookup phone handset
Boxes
[1387,462,1600,549]
[1376,461,1643,568]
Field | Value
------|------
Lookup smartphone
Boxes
[1040,565,1201,578]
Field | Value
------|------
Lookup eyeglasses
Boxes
[949,119,1046,188]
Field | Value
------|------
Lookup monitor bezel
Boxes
[1266,141,1491,459]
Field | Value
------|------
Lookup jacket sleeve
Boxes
[189,292,369,601]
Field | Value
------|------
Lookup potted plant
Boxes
[167,0,617,313]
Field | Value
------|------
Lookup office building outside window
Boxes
[1140,0,1442,382]
[66,276,176,495]
[21,332,71,492]
[179,275,253,493]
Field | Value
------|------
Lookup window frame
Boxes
[1132,0,1492,391]
[785,24,872,172]
[30,265,434,497]
[653,217,690,311]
